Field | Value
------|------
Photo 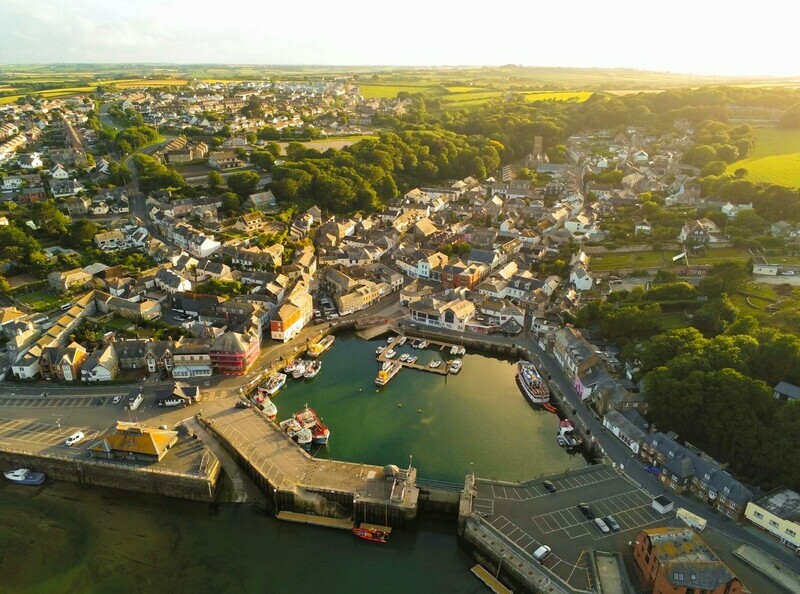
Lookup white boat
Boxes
[4,468,45,485]
[450,345,458,355]
[259,396,278,420]
[382,360,393,371]
[385,349,396,359]
[408,355,418,364]
[292,360,309,379]
[399,353,410,362]
[449,359,463,374]
[387,336,395,344]
[516,361,551,405]
[376,346,385,355]
[295,405,330,445]
[280,418,313,450]
[558,420,584,449]
[308,335,335,358]
[376,361,401,386]
[419,340,429,349]
[260,372,287,396]
[429,359,442,369]
[398,336,407,346]
[303,360,322,379]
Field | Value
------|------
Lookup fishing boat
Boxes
[308,335,335,358]
[429,359,442,369]
[399,353,410,362]
[410,339,419,348]
[280,418,313,450]
[375,361,401,386]
[303,360,322,379]
[4,468,45,485]
[516,361,551,405]
[292,360,308,379]
[556,435,568,447]
[398,336,407,346]
[295,405,331,445]
[376,346,385,355]
[385,349,396,359]
[558,420,584,449]
[449,359,462,374]
[543,402,558,414]
[352,526,389,543]
[253,394,278,420]
[260,372,287,396]
[283,361,300,375]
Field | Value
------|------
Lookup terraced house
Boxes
[209,330,260,374]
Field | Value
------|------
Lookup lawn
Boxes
[358,83,443,99]
[523,91,594,103]
[440,91,503,104]
[590,250,672,272]
[105,317,134,330]
[727,127,800,188]
[17,291,63,312]
[687,247,752,265]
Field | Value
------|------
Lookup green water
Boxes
[0,336,582,593]
[279,335,582,483]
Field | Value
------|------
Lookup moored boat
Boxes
[260,372,287,396]
[376,346,385,355]
[303,360,322,379]
[385,349,396,359]
[375,361,401,386]
[558,420,584,449]
[419,340,429,349]
[280,418,312,450]
[292,360,309,379]
[457,346,466,355]
[408,355,418,364]
[398,336,407,346]
[450,345,458,355]
[429,359,442,369]
[352,526,389,543]
[381,360,393,371]
[399,353,410,362]
[516,360,551,406]
[449,359,462,374]
[4,468,45,485]
[295,405,330,445]
[254,395,278,420]
[308,335,335,358]
[543,402,558,414]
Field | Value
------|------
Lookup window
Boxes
[786,529,796,537]
[724,486,731,494]
[770,520,779,528]
[753,511,763,519]
[673,572,684,581]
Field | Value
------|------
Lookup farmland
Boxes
[523,91,593,103]
[727,127,800,188]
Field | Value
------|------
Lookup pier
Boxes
[201,401,420,527]
[376,334,454,376]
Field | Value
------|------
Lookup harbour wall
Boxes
[0,445,220,502]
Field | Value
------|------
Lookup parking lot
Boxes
[0,416,99,450]
[473,464,672,591]
[0,396,110,408]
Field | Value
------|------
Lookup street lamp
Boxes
[56,418,62,435]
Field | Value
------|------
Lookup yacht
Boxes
[385,349,396,359]
[303,360,322,379]
[449,359,463,374]
[398,336,407,346]
[382,360,394,371]
[408,355,418,364]
[376,346,386,355]
[399,353,410,362]
[4,468,45,485]
[429,359,442,369]
[419,340,429,349]
[516,360,551,406]
[450,345,459,355]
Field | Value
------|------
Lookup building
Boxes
[773,381,800,403]
[552,325,600,384]
[602,408,648,454]
[270,281,313,342]
[632,527,742,594]
[171,339,213,379]
[678,219,726,244]
[569,265,594,291]
[89,422,178,462]
[409,295,476,332]
[209,331,260,375]
[745,488,800,550]
[245,190,277,210]
[94,229,126,250]
[208,150,242,170]
[38,343,88,381]
[81,344,119,382]
[234,212,270,233]
[47,268,93,293]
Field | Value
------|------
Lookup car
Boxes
[65,431,85,446]
[112,395,122,405]
[159,425,169,430]
[542,480,557,493]
[645,465,660,476]
[594,518,611,534]
[532,545,552,563]
[605,515,621,532]
[235,400,252,409]
[577,503,595,520]
[781,270,796,276]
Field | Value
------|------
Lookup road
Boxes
[98,101,125,131]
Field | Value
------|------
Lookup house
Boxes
[270,281,313,342]
[409,294,476,332]
[721,202,753,218]
[94,229,126,250]
[65,195,92,215]
[48,268,93,293]
[171,339,213,379]
[38,343,88,381]
[208,150,242,170]
[245,190,277,211]
[89,422,178,462]
[569,265,594,291]
[602,408,648,454]
[770,221,796,238]
[634,219,652,234]
[678,219,726,244]
[209,331,260,374]
[50,179,85,198]
[744,488,800,550]
[81,344,119,382]
[441,261,488,290]
[50,163,69,179]
[234,212,269,233]
[632,150,649,164]
[552,326,600,384]
[18,152,43,169]
[773,381,800,402]
[632,527,743,594]
[155,381,202,406]
[155,268,192,294]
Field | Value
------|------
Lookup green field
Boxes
[17,291,62,312]
[358,83,443,99]
[590,250,672,271]
[0,86,98,104]
[687,247,753,265]
[523,91,594,103]
[727,127,800,188]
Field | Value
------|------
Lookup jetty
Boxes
[377,334,452,376]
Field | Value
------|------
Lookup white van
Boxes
[533,545,551,562]
[594,518,611,534]
[127,391,143,411]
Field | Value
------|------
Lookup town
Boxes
[2,67,800,594]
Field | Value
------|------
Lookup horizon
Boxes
[2,0,798,78]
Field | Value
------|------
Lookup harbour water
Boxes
[1,334,582,593]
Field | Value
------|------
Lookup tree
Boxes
[700,160,727,177]
[66,220,99,248]
[221,192,240,213]
[780,103,800,129]
[30,201,70,237]
[226,171,260,199]
[698,261,750,298]
[0,275,10,294]
[207,170,223,191]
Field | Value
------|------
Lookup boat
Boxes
[308,335,335,357]
[556,435,568,447]
[260,372,287,396]
[292,360,309,379]
[458,347,466,355]
[283,361,300,374]
[410,339,419,348]
[399,353,410,362]
[429,359,442,369]
[450,345,458,355]
[398,336,407,346]
[4,468,45,485]
[385,349,396,359]
[449,359,462,374]
[280,418,313,450]
[253,395,278,420]
[295,405,331,445]
[352,526,389,543]
[387,336,395,344]
[543,402,558,414]
[408,355,418,364]
[516,361,551,405]
[303,360,322,379]
[381,360,393,371]
[558,420,584,449]
[376,361,401,386]
[376,346,385,355]
[419,340,428,349]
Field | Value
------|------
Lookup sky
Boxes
[1,0,797,77]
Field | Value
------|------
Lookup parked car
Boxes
[577,503,595,520]
[235,400,252,409]
[112,395,122,405]
[542,480,557,493]
[65,431,85,446]
[533,545,552,563]
[594,518,611,534]
[781,270,796,276]
[605,515,621,532]
[645,465,660,476]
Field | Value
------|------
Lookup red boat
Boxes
[352,527,389,543]
[543,402,558,414]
